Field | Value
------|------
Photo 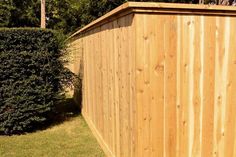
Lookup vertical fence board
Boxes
[192,15,201,157]
[113,19,121,157]
[149,15,165,157]
[224,17,236,157]
[164,15,177,157]
[201,16,216,157]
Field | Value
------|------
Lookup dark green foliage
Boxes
[0,28,74,135]
[0,0,81,34]
[1,0,198,35]
[1,0,234,34]
[46,0,81,34]
[7,0,40,27]
[0,0,14,27]
[72,0,197,33]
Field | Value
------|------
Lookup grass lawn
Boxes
[0,116,105,157]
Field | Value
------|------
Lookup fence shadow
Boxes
[48,75,83,128]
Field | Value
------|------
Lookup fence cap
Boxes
[69,2,236,39]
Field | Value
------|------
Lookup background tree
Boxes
[46,0,81,34]
[8,0,40,27]
[0,0,235,34]
[76,0,196,29]
[0,0,81,34]
[0,0,14,27]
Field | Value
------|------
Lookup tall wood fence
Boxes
[68,2,236,157]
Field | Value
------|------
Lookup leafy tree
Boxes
[1,0,235,34]
[8,0,40,27]
[0,0,81,34]
[0,0,14,27]
[45,0,81,34]
[74,0,195,30]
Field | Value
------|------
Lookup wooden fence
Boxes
[68,2,236,157]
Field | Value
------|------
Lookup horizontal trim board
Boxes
[133,9,236,16]
[69,2,236,38]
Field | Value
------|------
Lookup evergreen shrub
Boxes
[0,28,74,135]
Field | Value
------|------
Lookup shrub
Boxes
[0,28,74,135]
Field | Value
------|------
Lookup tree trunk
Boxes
[41,0,46,28]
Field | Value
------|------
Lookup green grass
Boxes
[0,116,105,157]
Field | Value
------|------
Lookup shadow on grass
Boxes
[44,75,83,130]
[44,95,82,130]
[56,97,81,117]
[33,72,84,133]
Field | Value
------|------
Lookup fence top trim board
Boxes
[69,2,236,38]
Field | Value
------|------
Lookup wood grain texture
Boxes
[68,4,236,157]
